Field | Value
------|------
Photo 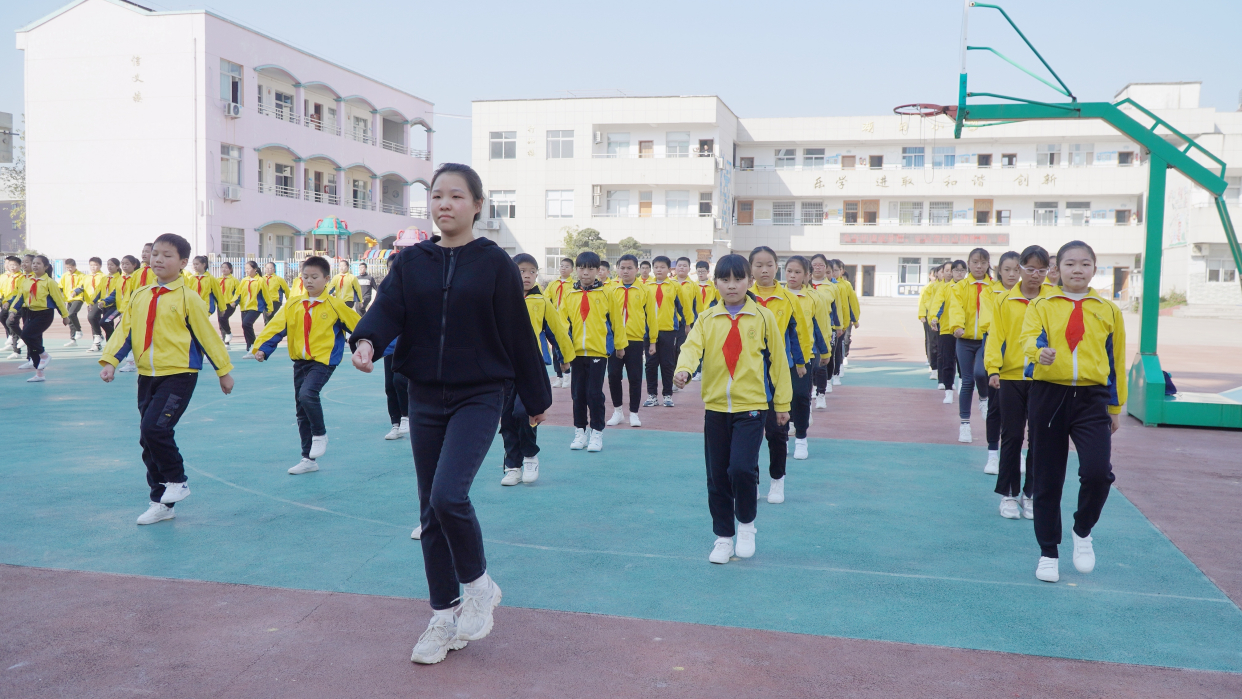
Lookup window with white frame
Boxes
[545,248,563,272]
[801,201,823,225]
[220,144,241,186]
[775,149,797,169]
[1118,151,1135,167]
[490,190,516,218]
[666,132,690,158]
[220,59,243,105]
[221,226,245,256]
[606,190,629,216]
[1034,201,1059,226]
[1225,176,1241,203]
[273,163,294,194]
[490,132,516,160]
[1066,201,1091,226]
[933,146,956,169]
[607,133,630,157]
[1207,257,1238,283]
[546,130,574,158]
[666,190,690,217]
[899,201,924,225]
[699,192,713,217]
[546,190,574,218]
[275,235,293,260]
[929,201,952,226]
[899,257,922,283]
[902,147,925,168]
[772,201,796,225]
[1068,144,1094,167]
[803,148,825,169]
[1037,144,1061,167]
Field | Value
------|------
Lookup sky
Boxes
[1,0,1239,167]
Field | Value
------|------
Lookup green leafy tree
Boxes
[617,236,644,259]
[560,226,607,259]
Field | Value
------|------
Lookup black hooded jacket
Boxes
[350,236,552,416]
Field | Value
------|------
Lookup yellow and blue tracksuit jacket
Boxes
[675,278,699,319]
[1020,288,1128,414]
[525,286,576,365]
[0,272,23,306]
[104,273,140,313]
[96,273,123,309]
[932,279,961,336]
[330,272,363,305]
[675,296,792,413]
[833,277,861,325]
[984,285,1040,381]
[559,279,619,358]
[692,281,720,321]
[947,275,994,340]
[609,281,657,344]
[13,273,70,315]
[918,280,940,321]
[134,265,156,288]
[544,277,574,310]
[100,277,233,377]
[217,274,240,307]
[236,275,271,313]
[263,274,292,307]
[647,278,688,334]
[289,277,307,300]
[789,285,831,358]
[750,283,812,367]
[59,270,87,303]
[188,273,224,314]
[254,290,360,366]
[810,279,842,331]
[81,271,109,304]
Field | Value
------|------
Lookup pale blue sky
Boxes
[2,0,1238,165]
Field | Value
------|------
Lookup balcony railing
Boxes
[410,149,431,161]
[734,217,1139,227]
[305,190,340,206]
[350,198,376,211]
[591,151,714,159]
[382,140,408,155]
[347,129,376,145]
[592,210,700,218]
[258,181,300,199]
[736,161,1145,173]
[257,103,298,124]
[381,203,408,215]
[410,206,429,218]
[304,117,341,136]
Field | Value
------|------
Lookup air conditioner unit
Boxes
[592,185,602,207]
[484,219,500,230]
[1191,243,1207,256]
[224,102,242,118]
[594,132,603,144]
[714,217,723,230]
[222,185,241,201]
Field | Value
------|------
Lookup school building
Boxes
[472,84,1242,305]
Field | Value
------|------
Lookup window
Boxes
[996,210,1011,226]
[775,149,797,169]
[273,91,293,120]
[801,201,823,225]
[546,130,574,158]
[698,139,714,157]
[221,227,245,256]
[933,146,956,169]
[804,148,825,169]
[666,190,689,217]
[273,163,294,195]
[490,190,516,218]
[1207,258,1238,283]
[843,201,859,224]
[1034,201,1059,226]
[220,144,241,186]
[607,133,630,157]
[490,132,516,160]
[736,200,754,224]
[353,115,370,140]
[901,147,924,169]
[699,192,713,217]
[1067,201,1091,226]
[841,155,857,170]
[546,190,573,218]
[1001,153,1017,168]
[1115,209,1132,225]
[606,190,629,216]
[275,235,293,260]
[351,241,368,258]
[869,155,883,170]
[639,191,653,216]
[899,257,922,284]
[739,157,754,170]
[1037,144,1061,167]
[929,201,952,226]
[666,132,690,158]
[977,153,992,168]
[899,201,924,225]
[1068,144,1094,167]
[352,179,369,205]
[545,248,563,272]
[219,59,243,104]
[1225,176,1241,203]
[772,201,795,225]
[1118,151,1135,167]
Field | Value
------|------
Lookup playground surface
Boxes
[3,300,1241,698]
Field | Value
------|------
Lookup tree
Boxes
[617,237,644,259]
[560,226,607,259]
[0,117,26,249]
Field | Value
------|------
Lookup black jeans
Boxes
[499,382,538,471]
[813,353,830,394]
[995,379,1033,498]
[831,333,844,377]
[763,399,788,479]
[66,300,83,335]
[407,380,505,610]
[790,364,813,439]
[240,310,261,348]
[937,333,958,387]
[923,321,939,368]
[217,304,236,338]
[986,380,1002,449]
[704,410,764,537]
[645,333,676,397]
[1028,382,1115,558]
[87,304,103,337]
[4,303,22,352]
[21,309,54,368]
[383,354,409,424]
[551,342,565,378]
[137,372,198,504]
[608,340,644,412]
[293,360,335,458]
[955,337,988,420]
[570,355,607,431]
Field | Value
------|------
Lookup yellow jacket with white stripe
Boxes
[0,272,23,304]
[947,274,994,340]
[647,278,687,333]
[1020,288,1128,414]
[134,265,157,289]
[329,272,363,304]
[544,277,574,310]
[691,281,720,321]
[674,278,699,319]
[59,270,87,303]
[217,274,240,306]
[188,273,224,314]
[263,273,292,306]
[236,275,271,312]
[918,281,940,320]
[675,297,793,413]
[13,273,70,315]
[984,285,1040,380]
[80,271,109,304]
[932,280,960,335]
[559,280,620,358]
[525,286,576,365]
[810,279,842,331]
[750,283,812,366]
[254,290,360,366]
[100,277,233,377]
[789,285,831,357]
[609,281,657,343]
[835,277,861,324]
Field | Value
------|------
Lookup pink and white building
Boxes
[16,0,434,261]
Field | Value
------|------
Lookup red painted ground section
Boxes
[3,565,1239,699]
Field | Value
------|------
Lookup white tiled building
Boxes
[473,84,1241,304]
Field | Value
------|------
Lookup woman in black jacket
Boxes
[350,163,551,665]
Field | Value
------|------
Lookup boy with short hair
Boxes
[188,255,224,314]
[544,257,576,388]
[560,251,621,452]
[82,257,109,351]
[638,260,652,286]
[236,261,270,357]
[59,258,87,346]
[597,260,614,288]
[262,261,292,323]
[606,254,657,428]
[356,262,374,313]
[100,233,234,525]
[644,256,685,408]
[253,255,360,475]
[330,259,363,308]
[135,242,156,287]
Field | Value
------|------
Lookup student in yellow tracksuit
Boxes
[947,248,995,440]
[645,256,688,406]
[253,255,360,475]
[216,262,241,347]
[289,275,307,300]
[13,255,70,381]
[100,234,234,525]
[673,254,791,565]
[828,259,860,383]
[499,254,576,486]
[596,260,615,290]
[559,251,621,452]
[262,262,292,323]
[691,261,720,323]
[58,258,88,346]
[2,257,30,358]
[236,261,271,355]
[918,267,942,375]
[606,254,657,427]
[134,241,156,288]
[673,257,698,348]
[977,252,1019,470]
[808,254,839,399]
[929,260,967,399]
[329,260,363,307]
[638,261,652,287]
[782,256,831,461]
[92,259,123,347]
[1019,240,1127,585]
[80,257,110,351]
[543,258,576,388]
[984,246,1049,521]
[186,256,224,315]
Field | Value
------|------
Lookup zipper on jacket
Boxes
[436,247,457,381]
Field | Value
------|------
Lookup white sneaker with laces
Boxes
[735,522,756,558]
[663,396,674,407]
[26,373,45,383]
[384,424,402,440]
[815,394,827,411]
[629,412,642,427]
[500,468,521,486]
[410,614,468,664]
[241,352,255,360]
[983,450,999,474]
[38,353,50,370]
[399,417,409,436]
[958,423,972,443]
[289,458,319,475]
[643,395,658,408]
[411,525,422,539]
[224,333,233,347]
[1000,497,1021,519]
[1072,532,1096,573]
[943,389,953,404]
[709,537,734,564]
[456,575,502,641]
[832,376,842,386]
[793,438,809,460]
[159,482,190,504]
[937,383,945,390]
[1020,494,1034,519]
[569,428,588,450]
[930,370,937,380]
[6,352,21,360]
[309,435,328,459]
[1036,556,1060,583]
[119,360,136,372]
[521,456,539,483]
[586,429,603,452]
[692,372,702,382]
[550,376,561,388]
[63,338,77,347]
[606,408,624,426]
[767,477,785,504]
[136,502,175,525]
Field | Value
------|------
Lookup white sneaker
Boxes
[569,428,588,450]
[983,450,999,475]
[629,412,642,427]
[999,497,1021,519]
[815,394,827,411]
[411,525,422,539]
[958,423,972,443]
[521,456,539,483]
[1072,532,1096,573]
[550,376,561,389]
[643,395,658,407]
[979,398,989,418]
[1036,556,1060,583]
[456,574,502,641]
[501,468,522,486]
[241,351,255,360]
[38,353,50,370]
[1020,494,1034,519]
[586,429,603,452]
[384,424,402,440]
[225,333,233,348]
[787,423,795,437]
[119,360,136,372]
[930,370,937,380]
[767,477,785,504]
[159,482,190,504]
[663,396,674,407]
[26,373,45,383]
[943,389,953,404]
[606,408,624,426]
[63,338,77,347]
[5,352,21,360]
[692,372,702,382]
[289,458,319,475]
[832,376,841,386]
[136,502,175,525]
[842,357,849,366]
[309,435,328,459]
[399,416,409,435]
[793,438,809,460]
[735,522,756,558]
[410,614,468,664]
[937,383,945,390]
[824,382,832,394]
[89,342,101,353]
[18,358,32,370]
[709,537,734,564]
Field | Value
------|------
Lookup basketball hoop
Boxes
[893,103,958,119]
